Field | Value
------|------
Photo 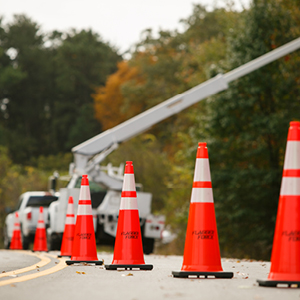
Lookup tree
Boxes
[93,61,141,130]
[0,16,122,163]
[0,15,53,163]
[201,0,300,259]
[51,29,122,151]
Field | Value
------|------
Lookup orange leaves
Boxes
[93,61,140,130]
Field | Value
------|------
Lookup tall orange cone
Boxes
[105,161,153,270]
[33,206,48,252]
[258,121,300,287]
[59,196,75,257]
[9,212,23,250]
[66,175,102,265]
[172,143,233,278]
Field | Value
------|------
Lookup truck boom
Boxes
[72,37,300,175]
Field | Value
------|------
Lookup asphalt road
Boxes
[0,250,299,300]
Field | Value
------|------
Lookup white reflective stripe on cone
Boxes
[122,174,136,191]
[191,188,214,203]
[66,204,75,215]
[37,221,45,229]
[79,185,91,201]
[193,159,211,182]
[65,216,75,224]
[13,224,20,230]
[284,141,300,169]
[120,197,138,210]
[280,177,300,195]
[38,213,44,221]
[77,204,93,216]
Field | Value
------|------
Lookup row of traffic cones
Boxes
[8,121,300,288]
[9,206,48,251]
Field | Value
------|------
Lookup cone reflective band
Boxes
[9,212,23,250]
[59,196,75,257]
[258,121,300,288]
[105,161,153,270]
[33,206,48,252]
[66,175,102,265]
[172,143,233,279]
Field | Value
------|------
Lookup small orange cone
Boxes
[105,161,153,270]
[33,206,48,252]
[172,143,233,278]
[9,212,23,250]
[258,121,300,288]
[66,175,102,265]
[59,196,75,257]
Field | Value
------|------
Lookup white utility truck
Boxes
[4,191,58,249]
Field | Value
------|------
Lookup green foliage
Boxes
[201,0,300,259]
[0,16,121,163]
[0,146,50,247]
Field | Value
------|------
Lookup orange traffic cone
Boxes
[59,196,75,257]
[172,143,233,278]
[258,121,300,287]
[10,212,23,250]
[33,206,48,252]
[66,175,102,265]
[105,161,153,270]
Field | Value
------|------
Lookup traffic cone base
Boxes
[172,271,234,279]
[106,161,152,271]
[66,260,103,265]
[257,279,300,288]
[172,143,233,279]
[105,264,153,270]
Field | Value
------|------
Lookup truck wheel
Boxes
[142,237,155,254]
[20,224,30,250]
[47,233,62,251]
[22,236,30,250]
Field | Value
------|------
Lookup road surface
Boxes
[0,250,299,300]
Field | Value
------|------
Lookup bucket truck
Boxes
[46,37,300,254]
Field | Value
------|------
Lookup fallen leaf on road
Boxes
[122,273,133,276]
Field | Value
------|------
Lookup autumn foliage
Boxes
[93,61,143,130]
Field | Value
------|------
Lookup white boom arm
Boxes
[72,37,300,175]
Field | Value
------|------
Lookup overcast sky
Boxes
[1,0,250,55]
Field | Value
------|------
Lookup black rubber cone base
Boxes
[66,260,103,265]
[257,279,300,288]
[105,264,153,271]
[172,270,233,279]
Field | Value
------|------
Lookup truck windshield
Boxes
[26,196,58,207]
